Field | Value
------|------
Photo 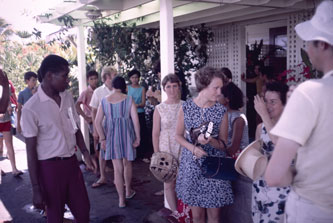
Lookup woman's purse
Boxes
[192,121,239,181]
[150,136,179,183]
[200,156,239,180]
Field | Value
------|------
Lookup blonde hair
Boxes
[101,66,117,82]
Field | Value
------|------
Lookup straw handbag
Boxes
[150,136,179,183]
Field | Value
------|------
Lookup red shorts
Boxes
[0,121,11,132]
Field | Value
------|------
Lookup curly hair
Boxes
[221,67,232,81]
[265,81,289,105]
[195,67,224,92]
[38,55,68,82]
[221,82,244,110]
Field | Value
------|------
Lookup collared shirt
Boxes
[271,69,333,211]
[89,84,112,109]
[18,87,33,106]
[22,86,80,160]
[77,85,94,117]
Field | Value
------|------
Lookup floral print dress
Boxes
[252,124,291,223]
[176,99,233,208]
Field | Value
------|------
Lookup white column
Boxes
[76,24,89,159]
[160,0,174,102]
[239,25,247,103]
[160,0,174,209]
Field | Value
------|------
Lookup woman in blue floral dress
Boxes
[175,67,233,223]
[253,82,290,223]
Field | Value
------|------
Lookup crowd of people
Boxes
[0,1,332,222]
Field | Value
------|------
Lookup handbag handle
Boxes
[206,157,221,178]
[193,152,222,179]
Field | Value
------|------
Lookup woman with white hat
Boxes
[252,81,290,223]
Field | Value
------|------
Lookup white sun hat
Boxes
[295,0,333,45]
[234,139,268,181]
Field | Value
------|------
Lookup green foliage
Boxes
[0,40,79,96]
[57,15,78,28]
[246,39,264,70]
[88,20,213,96]
[32,28,42,40]
[47,29,73,51]
[174,24,213,76]
[15,31,33,39]
[68,71,79,101]
[0,41,47,91]
[300,48,323,78]
[0,18,14,42]
[0,17,79,99]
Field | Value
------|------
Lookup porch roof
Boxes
[37,0,317,28]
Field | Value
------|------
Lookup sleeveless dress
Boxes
[252,124,290,223]
[175,99,233,208]
[156,101,183,159]
[127,85,144,113]
[101,96,136,161]
[227,110,249,159]
[128,85,148,159]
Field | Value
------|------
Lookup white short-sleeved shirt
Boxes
[22,86,80,160]
[271,70,333,211]
[89,84,112,109]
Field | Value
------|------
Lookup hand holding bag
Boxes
[192,121,239,181]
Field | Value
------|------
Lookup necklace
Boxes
[200,107,207,122]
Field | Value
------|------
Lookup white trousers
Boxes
[285,190,333,223]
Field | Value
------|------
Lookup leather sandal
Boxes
[91,181,106,188]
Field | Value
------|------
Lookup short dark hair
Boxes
[221,82,244,110]
[128,69,141,78]
[221,67,232,80]
[254,63,263,72]
[112,76,127,94]
[38,55,69,82]
[161,74,181,89]
[87,70,98,79]
[195,66,224,92]
[24,71,37,81]
[265,81,289,105]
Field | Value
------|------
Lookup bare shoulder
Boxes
[106,93,127,104]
